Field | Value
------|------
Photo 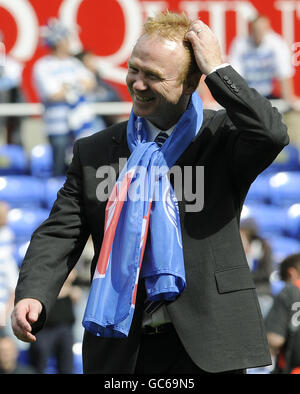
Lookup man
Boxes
[229,15,300,112]
[28,269,80,374]
[11,12,288,374]
[239,218,273,318]
[265,254,300,374]
[34,18,96,176]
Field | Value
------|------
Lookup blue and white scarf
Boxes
[82,92,203,337]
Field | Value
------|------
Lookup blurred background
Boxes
[0,0,300,374]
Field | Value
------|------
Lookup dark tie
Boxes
[154,132,169,147]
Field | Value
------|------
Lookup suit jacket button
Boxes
[223,75,229,81]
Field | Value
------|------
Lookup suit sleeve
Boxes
[205,65,289,186]
[14,140,90,327]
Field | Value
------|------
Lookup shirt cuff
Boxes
[208,63,230,75]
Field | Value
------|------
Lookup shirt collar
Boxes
[145,119,176,142]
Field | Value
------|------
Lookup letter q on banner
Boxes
[59,0,144,84]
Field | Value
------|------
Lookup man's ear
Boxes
[183,72,202,95]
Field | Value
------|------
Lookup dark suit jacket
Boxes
[15,66,289,373]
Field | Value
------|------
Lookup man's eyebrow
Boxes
[128,62,164,79]
[128,61,136,68]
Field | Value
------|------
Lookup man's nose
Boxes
[132,75,148,91]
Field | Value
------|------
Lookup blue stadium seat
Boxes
[7,207,49,242]
[0,144,27,175]
[268,171,300,207]
[270,278,285,296]
[266,235,300,266]
[17,348,30,367]
[263,144,300,174]
[245,174,271,204]
[44,357,58,374]
[0,175,44,207]
[241,203,287,238]
[40,352,83,374]
[44,176,65,210]
[72,343,83,374]
[285,203,300,239]
[18,347,83,374]
[30,144,53,178]
[269,270,286,296]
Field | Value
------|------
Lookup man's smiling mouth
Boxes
[134,94,154,103]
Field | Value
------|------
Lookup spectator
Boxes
[28,269,81,374]
[33,18,96,176]
[229,15,300,111]
[75,50,123,128]
[265,253,300,374]
[0,331,36,374]
[0,31,24,145]
[240,217,274,318]
[0,202,18,334]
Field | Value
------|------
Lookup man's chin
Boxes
[132,103,156,119]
